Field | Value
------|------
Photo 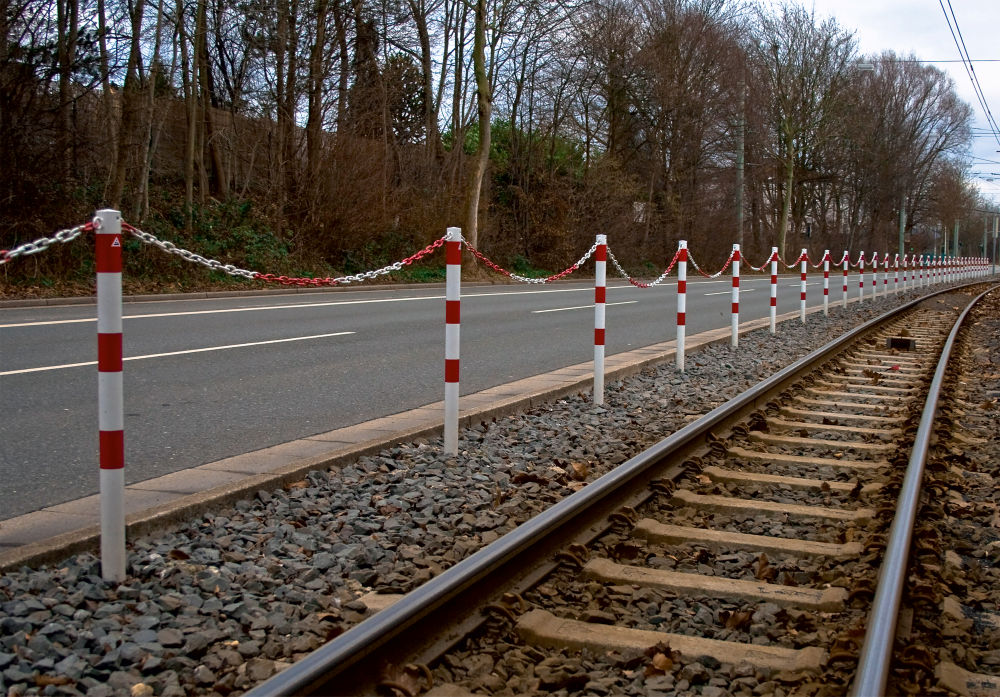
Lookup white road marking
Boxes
[703,288,758,296]
[0,332,355,376]
[2,282,727,328]
[532,300,637,314]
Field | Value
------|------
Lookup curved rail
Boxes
[245,282,993,697]
[849,284,1000,696]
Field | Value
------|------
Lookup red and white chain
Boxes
[743,250,777,272]
[0,222,94,265]
[125,222,446,286]
[606,247,681,288]
[778,251,806,269]
[688,249,735,278]
[462,236,598,284]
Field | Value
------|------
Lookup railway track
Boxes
[245,283,999,697]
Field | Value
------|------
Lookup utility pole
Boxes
[953,220,960,258]
[993,216,1000,276]
[736,78,745,248]
[897,200,906,257]
[985,217,989,265]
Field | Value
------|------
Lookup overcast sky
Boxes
[794,0,1000,204]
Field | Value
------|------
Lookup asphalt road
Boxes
[1,274,841,519]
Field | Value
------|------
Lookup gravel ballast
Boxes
[0,284,988,697]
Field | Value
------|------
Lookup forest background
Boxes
[0,0,992,296]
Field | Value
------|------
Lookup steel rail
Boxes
[244,283,987,697]
[849,283,1000,697]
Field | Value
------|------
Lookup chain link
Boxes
[688,249,735,278]
[0,222,93,265]
[125,222,447,286]
[809,251,830,270]
[606,247,681,288]
[461,237,598,283]
[778,252,807,270]
[125,223,260,279]
[743,251,777,272]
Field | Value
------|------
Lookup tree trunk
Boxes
[778,126,794,260]
[134,0,166,220]
[108,0,146,208]
[178,0,195,229]
[56,0,79,187]
[197,0,229,198]
[306,0,329,190]
[463,0,490,249]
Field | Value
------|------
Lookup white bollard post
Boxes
[882,253,889,294]
[822,250,830,316]
[731,244,740,348]
[893,254,899,294]
[444,227,462,456]
[799,249,807,323]
[769,248,778,334]
[95,209,125,583]
[871,251,878,299]
[858,251,865,303]
[594,235,607,405]
[842,251,849,309]
[676,241,688,372]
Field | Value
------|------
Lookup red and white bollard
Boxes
[858,251,865,303]
[799,249,807,323]
[594,234,607,405]
[871,251,878,299]
[883,252,890,294]
[769,248,778,334]
[918,254,924,287]
[676,240,688,371]
[902,254,908,291]
[444,227,462,456]
[822,250,830,316]
[841,251,849,310]
[96,209,125,582]
[731,244,740,348]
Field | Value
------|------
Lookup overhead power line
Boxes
[938,0,1000,147]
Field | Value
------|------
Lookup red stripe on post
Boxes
[770,297,777,307]
[446,300,460,324]
[446,241,462,265]
[594,328,605,345]
[99,430,124,470]
[800,292,806,301]
[731,302,739,314]
[445,358,460,383]
[96,234,123,273]
[595,286,606,303]
[595,246,607,262]
[678,280,686,293]
[677,313,686,326]
[97,333,123,372]
[732,277,739,288]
